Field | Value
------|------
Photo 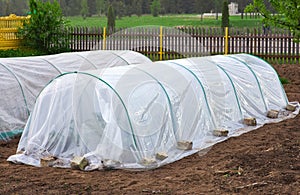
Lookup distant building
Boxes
[228,2,238,15]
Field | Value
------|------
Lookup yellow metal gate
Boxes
[0,14,30,50]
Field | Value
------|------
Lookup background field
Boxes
[67,14,263,28]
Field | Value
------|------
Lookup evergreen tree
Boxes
[95,0,107,16]
[59,0,68,15]
[2,0,10,15]
[107,4,115,33]
[132,0,142,17]
[214,0,220,20]
[112,0,125,19]
[80,0,89,19]
[124,0,133,16]
[221,0,229,28]
[67,0,81,16]
[87,0,97,16]
[160,0,170,14]
[150,0,161,17]
[193,0,210,15]
[141,0,150,14]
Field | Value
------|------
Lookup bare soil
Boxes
[0,64,299,195]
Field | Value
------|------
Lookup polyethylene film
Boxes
[0,50,151,140]
[8,54,298,170]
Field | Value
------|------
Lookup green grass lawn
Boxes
[67,14,263,29]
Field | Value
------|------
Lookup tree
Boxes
[110,1,125,19]
[95,0,106,16]
[80,0,89,19]
[150,0,161,17]
[193,0,210,15]
[253,0,300,42]
[18,0,70,54]
[214,0,222,20]
[221,0,229,28]
[66,0,81,16]
[234,0,252,13]
[124,0,134,17]
[107,4,115,33]
[244,3,259,19]
[1,0,10,15]
[177,0,193,14]
[244,3,255,13]
[132,0,142,17]
[0,0,28,15]
[87,0,97,16]
[141,0,150,14]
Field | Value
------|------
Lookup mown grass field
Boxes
[67,14,263,28]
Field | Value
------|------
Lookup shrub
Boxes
[0,49,47,58]
[18,0,70,54]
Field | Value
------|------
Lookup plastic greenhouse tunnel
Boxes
[0,50,151,140]
[8,53,299,170]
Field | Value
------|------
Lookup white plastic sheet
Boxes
[8,54,299,170]
[0,50,151,140]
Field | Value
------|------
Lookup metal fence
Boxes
[69,26,300,64]
[0,14,30,50]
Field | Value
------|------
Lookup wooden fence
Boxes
[0,14,30,50]
[68,26,300,64]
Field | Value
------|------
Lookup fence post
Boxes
[224,27,229,55]
[159,26,163,61]
[103,27,106,50]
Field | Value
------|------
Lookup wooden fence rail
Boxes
[68,26,299,64]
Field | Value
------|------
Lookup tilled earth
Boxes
[0,64,299,195]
